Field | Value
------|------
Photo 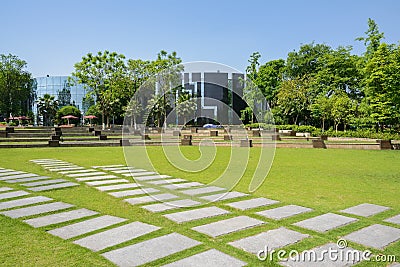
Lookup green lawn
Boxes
[0,147,399,266]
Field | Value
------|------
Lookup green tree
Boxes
[363,43,400,131]
[256,59,285,108]
[310,96,332,131]
[331,93,355,132]
[71,50,127,129]
[37,94,58,126]
[56,105,81,125]
[285,43,332,79]
[176,92,197,125]
[124,98,142,129]
[0,54,34,118]
[356,18,385,59]
[277,76,310,125]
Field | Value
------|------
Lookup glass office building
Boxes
[33,76,88,124]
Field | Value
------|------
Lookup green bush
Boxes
[56,105,81,125]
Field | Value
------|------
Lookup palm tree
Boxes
[37,94,58,126]
[176,92,197,125]
[146,94,170,127]
[124,98,142,129]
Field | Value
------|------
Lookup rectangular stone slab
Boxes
[28,182,79,192]
[132,174,170,181]
[102,233,201,266]
[181,186,225,196]
[340,203,390,217]
[147,178,187,185]
[162,249,246,267]
[48,215,127,239]
[0,187,12,192]
[384,214,400,225]
[163,182,203,190]
[21,179,67,187]
[48,167,84,172]
[112,169,147,174]
[108,188,159,198]
[125,193,179,205]
[5,176,50,183]
[1,202,74,218]
[229,227,309,254]
[24,208,99,227]
[59,169,98,174]
[101,166,134,171]
[122,172,157,177]
[86,179,129,186]
[95,183,140,192]
[0,171,25,177]
[0,173,38,181]
[200,191,248,202]
[256,205,313,220]
[343,224,400,249]
[226,197,280,210]
[142,199,201,213]
[0,190,30,200]
[0,169,14,173]
[73,221,160,251]
[67,172,106,177]
[92,164,125,168]
[76,175,118,181]
[163,206,230,223]
[125,172,160,177]
[192,216,265,237]
[0,196,53,210]
[293,213,358,232]
[280,242,363,266]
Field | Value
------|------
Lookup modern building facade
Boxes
[181,71,245,125]
[33,76,88,124]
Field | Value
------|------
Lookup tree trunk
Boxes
[322,118,325,132]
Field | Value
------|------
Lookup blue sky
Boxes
[1,0,400,77]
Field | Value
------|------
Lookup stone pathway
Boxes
[23,159,400,266]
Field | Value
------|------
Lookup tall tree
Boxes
[356,18,385,59]
[0,54,34,118]
[256,59,285,108]
[37,94,58,126]
[176,91,197,125]
[277,76,311,125]
[285,43,332,79]
[363,43,400,131]
[71,50,127,129]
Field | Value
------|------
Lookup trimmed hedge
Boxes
[245,123,400,140]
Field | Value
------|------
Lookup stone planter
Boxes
[240,139,253,147]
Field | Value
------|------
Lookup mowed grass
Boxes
[0,147,399,266]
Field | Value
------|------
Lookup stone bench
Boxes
[224,135,232,141]
[312,139,326,149]
[376,139,392,150]
[210,130,218,137]
[240,139,253,147]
